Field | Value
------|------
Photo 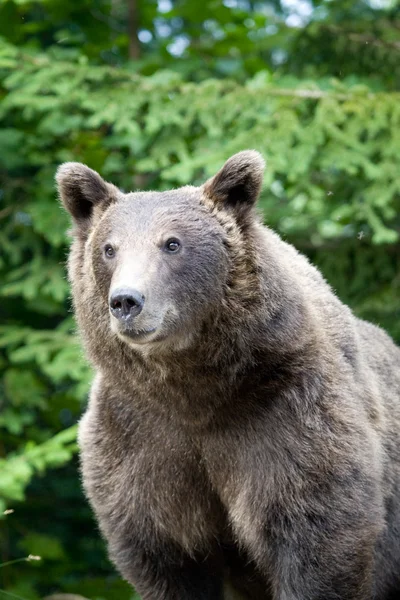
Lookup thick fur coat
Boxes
[57,152,400,600]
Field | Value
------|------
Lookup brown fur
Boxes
[57,151,400,599]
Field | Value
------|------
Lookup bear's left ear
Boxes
[56,162,119,229]
[203,150,265,214]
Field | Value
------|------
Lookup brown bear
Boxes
[57,151,400,600]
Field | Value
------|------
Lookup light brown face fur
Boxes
[90,190,230,351]
[57,151,264,356]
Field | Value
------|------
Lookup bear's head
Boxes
[57,151,265,356]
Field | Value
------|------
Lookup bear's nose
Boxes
[109,288,145,319]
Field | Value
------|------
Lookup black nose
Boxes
[109,288,145,319]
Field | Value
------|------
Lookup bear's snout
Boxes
[109,288,145,320]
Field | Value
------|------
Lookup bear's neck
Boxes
[98,282,320,428]
[86,224,327,427]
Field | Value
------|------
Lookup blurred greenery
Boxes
[0,0,399,598]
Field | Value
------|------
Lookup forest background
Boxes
[0,0,399,598]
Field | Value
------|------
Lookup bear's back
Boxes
[261,225,400,418]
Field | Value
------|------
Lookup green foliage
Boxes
[0,426,77,512]
[0,0,399,598]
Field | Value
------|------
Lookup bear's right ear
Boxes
[56,162,118,229]
[203,150,265,217]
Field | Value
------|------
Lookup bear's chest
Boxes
[79,407,226,553]
[131,433,226,551]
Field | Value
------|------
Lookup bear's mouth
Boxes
[121,326,158,342]
[110,310,164,345]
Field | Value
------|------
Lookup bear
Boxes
[57,151,400,600]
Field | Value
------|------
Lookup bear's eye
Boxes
[104,244,115,258]
[164,238,181,253]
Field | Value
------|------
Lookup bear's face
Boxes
[57,151,265,352]
[88,189,230,349]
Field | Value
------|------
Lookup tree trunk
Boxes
[127,0,140,60]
